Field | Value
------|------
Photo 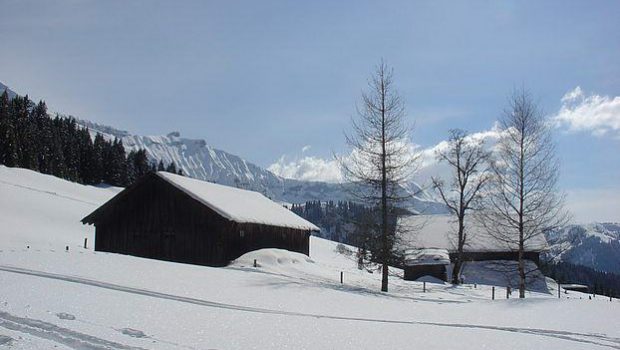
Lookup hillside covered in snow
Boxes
[1,166,619,349]
[545,223,620,274]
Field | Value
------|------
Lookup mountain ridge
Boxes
[545,222,620,274]
[0,82,18,99]
[76,118,447,213]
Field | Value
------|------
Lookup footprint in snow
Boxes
[0,335,13,346]
[120,328,148,338]
[55,312,76,320]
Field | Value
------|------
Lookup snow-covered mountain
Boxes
[0,81,18,99]
[77,119,447,213]
[545,223,620,274]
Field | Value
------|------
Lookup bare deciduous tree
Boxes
[338,60,416,292]
[432,129,490,285]
[480,89,569,298]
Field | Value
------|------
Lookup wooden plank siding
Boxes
[404,265,447,281]
[86,174,311,266]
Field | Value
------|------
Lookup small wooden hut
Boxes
[403,248,450,281]
[82,172,319,266]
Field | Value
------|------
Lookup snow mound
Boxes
[232,248,315,269]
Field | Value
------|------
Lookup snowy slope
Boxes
[1,166,619,349]
[0,166,121,249]
[545,223,620,273]
[76,119,447,213]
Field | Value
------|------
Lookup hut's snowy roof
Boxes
[398,214,548,253]
[157,172,319,231]
[404,248,450,266]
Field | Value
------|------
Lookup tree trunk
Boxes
[518,249,526,298]
[451,257,462,285]
[380,78,388,293]
[518,234,526,298]
[452,214,465,285]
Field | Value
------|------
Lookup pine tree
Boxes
[60,117,80,181]
[0,90,11,165]
[13,95,37,169]
[92,133,106,184]
[105,138,128,186]
[77,127,96,184]
[165,162,177,173]
[126,150,137,184]
[32,101,53,174]
[49,116,67,178]
[132,149,150,179]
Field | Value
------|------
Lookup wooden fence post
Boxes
[65,245,69,252]
[253,259,257,268]
[492,286,495,300]
[423,281,426,293]
[506,286,510,299]
[84,238,88,249]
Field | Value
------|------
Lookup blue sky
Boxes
[1,1,618,221]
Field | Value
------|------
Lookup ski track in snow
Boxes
[2,265,620,349]
[0,311,147,350]
[0,179,100,206]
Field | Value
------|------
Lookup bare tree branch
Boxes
[478,88,570,298]
[336,60,417,293]
[432,129,490,284]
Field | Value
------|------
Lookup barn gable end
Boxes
[82,172,317,266]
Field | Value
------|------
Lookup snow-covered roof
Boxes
[560,284,589,289]
[398,214,548,253]
[157,172,319,231]
[404,248,450,266]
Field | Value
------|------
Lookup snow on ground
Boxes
[0,166,121,249]
[1,166,619,349]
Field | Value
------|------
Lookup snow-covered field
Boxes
[1,166,619,349]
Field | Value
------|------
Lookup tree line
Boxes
[0,89,182,187]
[340,61,568,296]
[290,200,374,243]
[541,261,620,298]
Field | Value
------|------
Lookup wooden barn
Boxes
[399,214,548,282]
[403,248,450,281]
[82,172,319,266]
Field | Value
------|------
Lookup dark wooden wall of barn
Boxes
[404,265,447,281]
[92,175,311,266]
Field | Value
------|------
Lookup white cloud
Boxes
[554,87,620,138]
[413,125,505,185]
[301,145,311,153]
[267,155,342,183]
[268,126,505,186]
